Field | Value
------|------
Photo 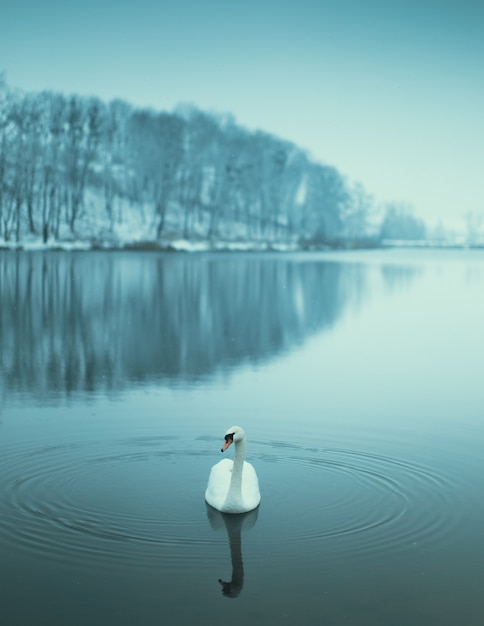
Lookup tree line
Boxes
[0,78,424,246]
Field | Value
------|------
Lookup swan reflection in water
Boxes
[206,505,259,598]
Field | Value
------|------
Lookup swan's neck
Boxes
[225,438,246,507]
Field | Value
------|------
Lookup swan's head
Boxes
[221,426,245,452]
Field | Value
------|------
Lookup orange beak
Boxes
[221,439,232,453]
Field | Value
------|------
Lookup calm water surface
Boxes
[0,249,483,625]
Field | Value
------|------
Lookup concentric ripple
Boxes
[0,437,219,571]
[254,439,464,561]
[0,434,465,572]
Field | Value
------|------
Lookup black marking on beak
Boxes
[221,432,234,453]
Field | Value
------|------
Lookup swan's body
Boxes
[205,426,260,514]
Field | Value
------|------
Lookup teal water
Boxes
[1,249,483,625]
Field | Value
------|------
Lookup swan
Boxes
[205,426,260,514]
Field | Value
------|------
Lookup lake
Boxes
[0,248,483,625]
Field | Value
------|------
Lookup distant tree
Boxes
[127,110,185,238]
[465,210,484,245]
[281,150,309,241]
[299,163,348,244]
[41,92,67,241]
[379,203,426,241]
[64,96,103,234]
[177,109,220,238]
[342,182,375,241]
[428,220,454,243]
[0,77,7,237]
[5,95,34,241]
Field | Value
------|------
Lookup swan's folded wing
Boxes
[241,461,261,509]
[205,458,233,510]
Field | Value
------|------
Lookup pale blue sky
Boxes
[1,0,483,228]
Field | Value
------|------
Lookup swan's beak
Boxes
[221,440,232,453]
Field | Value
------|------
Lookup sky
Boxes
[1,0,483,230]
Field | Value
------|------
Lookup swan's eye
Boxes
[224,433,234,443]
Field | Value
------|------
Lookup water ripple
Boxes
[255,440,464,560]
[0,436,466,571]
[0,438,217,570]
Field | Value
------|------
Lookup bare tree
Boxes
[380,203,426,241]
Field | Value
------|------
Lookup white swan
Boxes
[205,426,261,514]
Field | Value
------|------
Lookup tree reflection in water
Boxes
[0,251,420,400]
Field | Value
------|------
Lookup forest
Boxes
[0,78,425,248]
